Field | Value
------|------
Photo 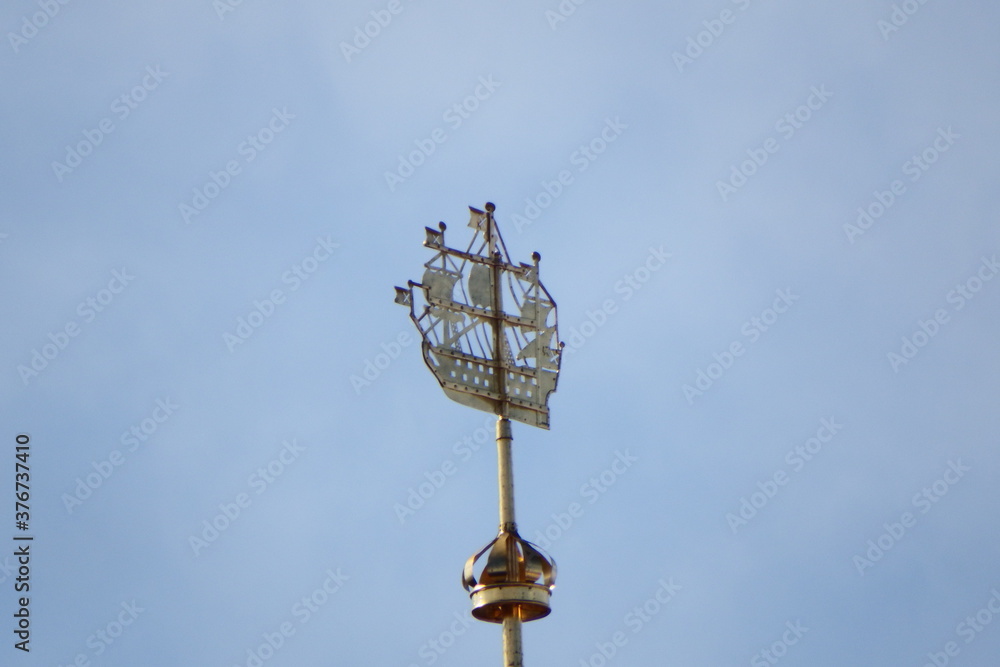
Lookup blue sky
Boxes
[3,1,1000,665]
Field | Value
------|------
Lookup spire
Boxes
[395,202,564,666]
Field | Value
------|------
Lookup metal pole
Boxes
[496,415,523,666]
[490,205,524,664]
[502,614,524,667]
[496,416,516,531]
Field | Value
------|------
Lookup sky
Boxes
[2,1,1000,665]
